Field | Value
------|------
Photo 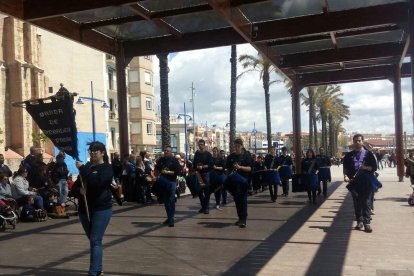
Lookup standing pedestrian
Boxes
[73,142,114,276]
[343,134,377,233]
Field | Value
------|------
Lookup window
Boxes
[130,97,140,108]
[110,128,115,148]
[108,70,114,90]
[146,122,153,134]
[109,99,114,111]
[144,71,151,85]
[131,122,141,134]
[145,97,152,110]
[128,70,139,83]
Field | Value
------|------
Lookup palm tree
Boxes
[157,53,171,149]
[327,98,349,156]
[229,45,237,152]
[301,86,317,149]
[238,53,279,150]
[315,85,342,154]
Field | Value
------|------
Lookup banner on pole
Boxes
[24,95,79,160]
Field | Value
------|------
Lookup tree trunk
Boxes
[263,69,272,151]
[229,45,237,152]
[321,109,327,152]
[308,88,314,149]
[313,107,318,150]
[328,114,335,156]
[157,53,171,150]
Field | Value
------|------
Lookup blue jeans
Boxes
[163,180,176,224]
[79,208,112,275]
[57,179,68,204]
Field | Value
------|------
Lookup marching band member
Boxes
[278,147,293,196]
[211,147,226,209]
[302,149,319,204]
[193,139,214,214]
[155,145,181,227]
[316,147,332,198]
[225,139,252,228]
[263,146,281,202]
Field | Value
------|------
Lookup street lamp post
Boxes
[252,122,257,154]
[177,102,192,162]
[76,81,109,141]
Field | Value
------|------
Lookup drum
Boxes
[302,173,319,191]
[253,170,281,185]
[318,167,331,182]
[224,172,248,196]
[186,173,202,197]
[292,174,305,192]
[151,176,172,199]
[279,165,293,179]
[210,171,225,193]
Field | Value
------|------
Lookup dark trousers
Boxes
[318,180,328,197]
[234,189,248,223]
[351,191,373,225]
[268,182,278,201]
[307,189,317,203]
[198,173,211,210]
[163,180,176,224]
[281,179,289,195]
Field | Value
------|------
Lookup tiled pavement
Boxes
[1,166,414,276]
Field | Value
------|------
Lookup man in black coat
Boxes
[343,134,377,233]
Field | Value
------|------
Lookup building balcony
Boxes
[109,111,118,120]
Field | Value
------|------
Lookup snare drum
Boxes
[318,167,331,182]
[254,170,281,185]
[186,173,202,197]
[224,172,248,196]
[279,165,293,179]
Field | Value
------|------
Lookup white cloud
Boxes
[155,45,413,135]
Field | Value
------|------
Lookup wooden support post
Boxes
[116,44,129,157]
[393,66,404,181]
[292,82,302,173]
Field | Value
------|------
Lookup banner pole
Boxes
[78,174,90,222]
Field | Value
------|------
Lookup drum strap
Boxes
[270,155,276,169]
[307,159,317,174]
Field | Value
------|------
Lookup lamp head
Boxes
[76,98,84,104]
[102,102,109,108]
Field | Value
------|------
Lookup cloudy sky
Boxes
[154,44,413,135]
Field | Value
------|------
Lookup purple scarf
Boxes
[353,149,366,170]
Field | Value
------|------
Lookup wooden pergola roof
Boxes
[1,0,413,178]
[0,0,411,86]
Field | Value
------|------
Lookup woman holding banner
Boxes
[73,141,114,276]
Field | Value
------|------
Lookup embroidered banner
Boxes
[25,95,79,160]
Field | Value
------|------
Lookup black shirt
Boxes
[301,158,319,174]
[316,154,331,167]
[343,149,377,178]
[155,156,181,182]
[193,150,213,173]
[264,154,280,169]
[226,152,252,179]
[212,157,226,175]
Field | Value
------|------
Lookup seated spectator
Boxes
[11,167,44,210]
[20,195,46,222]
[0,172,17,211]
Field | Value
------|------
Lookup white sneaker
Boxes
[371,210,375,215]
[215,205,221,210]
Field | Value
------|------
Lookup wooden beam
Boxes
[208,0,292,81]
[299,63,411,87]
[123,28,245,57]
[0,0,23,18]
[80,15,145,30]
[126,4,182,37]
[32,16,117,55]
[24,0,144,21]
[399,34,410,68]
[254,2,408,42]
[268,25,401,47]
[279,42,404,69]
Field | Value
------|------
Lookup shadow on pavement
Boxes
[223,181,353,276]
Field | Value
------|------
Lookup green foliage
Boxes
[32,132,49,145]
[0,127,3,145]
